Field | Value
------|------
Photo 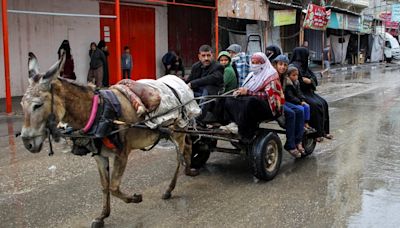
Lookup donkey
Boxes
[20,52,198,228]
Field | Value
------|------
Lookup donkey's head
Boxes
[21,52,66,153]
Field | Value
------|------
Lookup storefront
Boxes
[267,0,302,55]
[325,10,361,64]
[217,0,268,54]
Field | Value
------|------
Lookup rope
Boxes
[59,89,238,138]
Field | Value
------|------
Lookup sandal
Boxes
[316,137,324,142]
[324,134,333,140]
[287,148,301,158]
[304,127,316,134]
[296,143,305,155]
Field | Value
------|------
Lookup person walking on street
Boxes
[121,46,133,79]
[321,44,331,77]
[97,40,110,87]
[57,40,76,80]
[87,42,106,87]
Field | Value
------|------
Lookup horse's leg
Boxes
[161,133,185,200]
[109,148,142,203]
[91,155,110,228]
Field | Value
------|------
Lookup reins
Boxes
[41,87,238,155]
[46,84,61,156]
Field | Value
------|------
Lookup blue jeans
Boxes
[302,103,310,122]
[284,102,305,150]
[193,87,209,120]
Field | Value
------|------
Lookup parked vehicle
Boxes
[381,32,400,61]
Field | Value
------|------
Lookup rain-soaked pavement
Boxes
[1,64,400,227]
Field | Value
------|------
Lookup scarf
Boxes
[242,52,278,92]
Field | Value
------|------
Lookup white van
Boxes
[381,32,400,61]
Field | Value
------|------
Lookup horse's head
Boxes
[21,51,66,153]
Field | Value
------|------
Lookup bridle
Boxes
[20,84,60,156]
[45,84,62,156]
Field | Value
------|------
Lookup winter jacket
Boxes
[284,78,306,105]
[186,60,224,95]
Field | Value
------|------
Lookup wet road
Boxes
[1,65,400,227]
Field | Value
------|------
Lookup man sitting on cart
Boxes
[186,44,224,122]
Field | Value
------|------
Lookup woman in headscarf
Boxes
[290,47,332,141]
[57,40,76,80]
[217,52,284,141]
[265,45,282,62]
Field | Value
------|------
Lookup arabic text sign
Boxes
[303,4,331,30]
[273,10,297,27]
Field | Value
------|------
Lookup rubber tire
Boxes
[190,138,216,169]
[250,131,282,181]
[302,133,316,157]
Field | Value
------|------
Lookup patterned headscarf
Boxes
[242,52,278,92]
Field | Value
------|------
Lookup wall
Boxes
[155,6,168,77]
[0,0,101,98]
[0,0,168,98]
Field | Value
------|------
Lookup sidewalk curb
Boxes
[313,62,400,75]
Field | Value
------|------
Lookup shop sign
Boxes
[380,12,399,29]
[303,4,331,30]
[273,10,297,27]
[361,14,373,34]
[344,15,360,32]
[328,12,344,29]
[392,4,400,22]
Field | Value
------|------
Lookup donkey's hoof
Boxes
[91,219,104,228]
[132,193,142,203]
[185,168,200,177]
[162,192,172,200]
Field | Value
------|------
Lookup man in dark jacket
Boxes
[87,42,106,87]
[186,44,224,121]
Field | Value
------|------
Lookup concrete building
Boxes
[0,0,169,98]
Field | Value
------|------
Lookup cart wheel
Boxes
[190,139,216,169]
[302,133,316,157]
[250,131,282,181]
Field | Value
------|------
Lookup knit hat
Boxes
[226,44,242,53]
[217,51,232,62]
[287,64,299,75]
[272,54,289,64]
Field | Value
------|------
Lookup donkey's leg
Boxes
[183,135,200,177]
[162,133,185,200]
[91,155,110,228]
[109,149,142,203]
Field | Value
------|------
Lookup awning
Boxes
[266,0,302,10]
[325,5,360,17]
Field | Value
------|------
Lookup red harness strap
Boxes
[82,94,99,133]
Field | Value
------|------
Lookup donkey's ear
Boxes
[28,52,40,85]
[40,49,66,86]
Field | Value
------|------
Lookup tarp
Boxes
[330,35,350,64]
[138,75,201,129]
[371,34,384,62]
